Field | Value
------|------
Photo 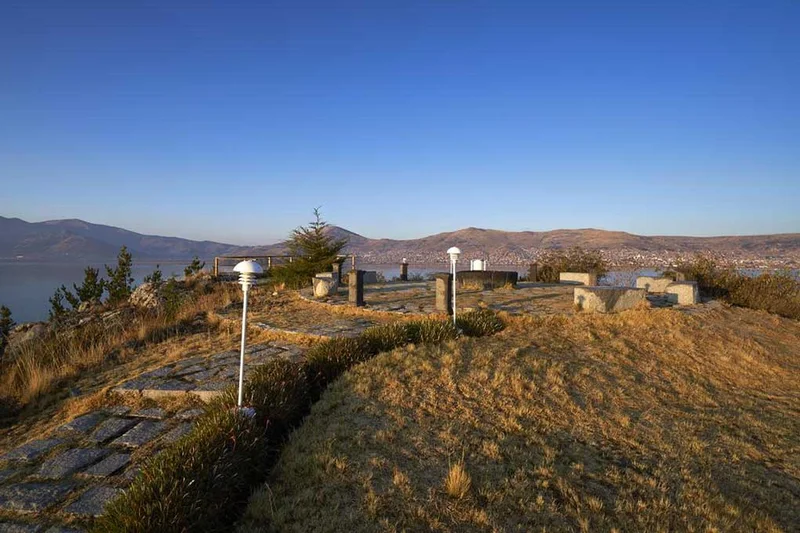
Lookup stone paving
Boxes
[0,341,305,532]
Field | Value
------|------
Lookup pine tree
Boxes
[184,257,205,278]
[0,305,15,358]
[74,266,105,303]
[272,208,348,288]
[105,246,134,304]
[49,290,68,320]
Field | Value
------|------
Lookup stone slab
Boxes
[82,453,130,477]
[137,366,174,379]
[574,286,647,313]
[188,390,224,402]
[0,522,43,532]
[0,439,65,464]
[105,406,131,416]
[111,421,167,448]
[161,423,193,444]
[172,364,206,377]
[666,281,699,305]
[56,412,106,435]
[63,486,121,517]
[0,482,74,513]
[89,418,138,444]
[175,408,204,420]
[131,407,166,420]
[635,276,674,293]
[0,469,19,484]
[37,448,108,479]
[559,272,598,286]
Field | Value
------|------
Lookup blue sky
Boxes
[1,0,798,244]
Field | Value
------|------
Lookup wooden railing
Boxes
[213,255,356,277]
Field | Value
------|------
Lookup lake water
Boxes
[0,261,659,324]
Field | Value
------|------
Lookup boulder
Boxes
[665,281,699,305]
[635,276,673,293]
[129,283,165,311]
[313,276,338,298]
[560,272,598,286]
[574,286,647,313]
[8,322,49,351]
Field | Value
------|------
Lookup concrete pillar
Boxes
[528,263,538,282]
[434,273,453,315]
[332,260,344,286]
[400,261,408,281]
[349,270,365,307]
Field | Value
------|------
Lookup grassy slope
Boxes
[241,307,800,532]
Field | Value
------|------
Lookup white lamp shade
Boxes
[233,260,264,275]
[447,247,461,260]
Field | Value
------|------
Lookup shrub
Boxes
[96,405,268,533]
[0,305,14,359]
[304,337,373,399]
[74,266,106,303]
[456,309,505,337]
[218,359,309,441]
[361,322,413,353]
[407,319,458,344]
[675,255,800,319]
[143,264,164,288]
[48,289,69,320]
[536,247,609,283]
[105,246,134,304]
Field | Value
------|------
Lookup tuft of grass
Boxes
[303,337,373,399]
[444,460,472,499]
[456,308,506,337]
[407,319,458,344]
[361,322,413,354]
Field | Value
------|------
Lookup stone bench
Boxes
[458,270,518,289]
[665,281,699,305]
[560,272,598,286]
[313,273,338,298]
[574,286,646,313]
[635,276,674,293]
[363,271,379,284]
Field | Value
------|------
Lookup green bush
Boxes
[361,322,413,353]
[185,256,206,278]
[218,359,309,441]
[456,309,506,337]
[407,319,458,344]
[536,247,609,283]
[105,246,135,304]
[676,255,800,319]
[304,337,373,399]
[96,405,267,533]
[0,305,15,359]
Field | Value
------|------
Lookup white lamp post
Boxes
[233,259,263,408]
[447,247,461,325]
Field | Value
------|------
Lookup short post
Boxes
[434,273,453,315]
[332,259,345,286]
[400,258,408,281]
[233,260,263,408]
[351,255,357,270]
[213,257,220,278]
[447,247,461,325]
[349,270,365,307]
[528,262,538,282]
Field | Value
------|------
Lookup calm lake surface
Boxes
[0,261,657,324]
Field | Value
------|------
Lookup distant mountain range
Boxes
[1,216,798,263]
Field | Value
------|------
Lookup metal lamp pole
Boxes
[447,247,461,326]
[233,260,263,408]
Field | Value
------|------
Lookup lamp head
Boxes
[447,246,461,262]
[233,260,263,291]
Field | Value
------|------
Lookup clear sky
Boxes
[1,1,798,245]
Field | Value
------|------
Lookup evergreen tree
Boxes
[105,246,134,304]
[48,290,68,320]
[144,264,164,287]
[184,257,205,278]
[74,266,105,303]
[0,305,15,358]
[272,208,348,288]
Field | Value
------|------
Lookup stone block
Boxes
[131,407,166,420]
[559,272,598,286]
[82,453,130,477]
[89,418,138,444]
[111,421,167,448]
[0,439,65,464]
[400,262,408,281]
[312,276,338,298]
[635,276,674,293]
[528,263,538,282]
[176,408,204,420]
[665,281,699,305]
[0,523,43,532]
[63,486,121,517]
[0,482,74,513]
[434,273,453,315]
[0,469,18,484]
[56,412,106,435]
[348,270,365,307]
[363,271,378,284]
[37,448,108,479]
[574,286,647,313]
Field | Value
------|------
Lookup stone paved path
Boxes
[0,341,304,532]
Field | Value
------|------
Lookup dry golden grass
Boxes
[240,306,800,532]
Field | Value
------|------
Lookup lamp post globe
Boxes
[233,260,263,409]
